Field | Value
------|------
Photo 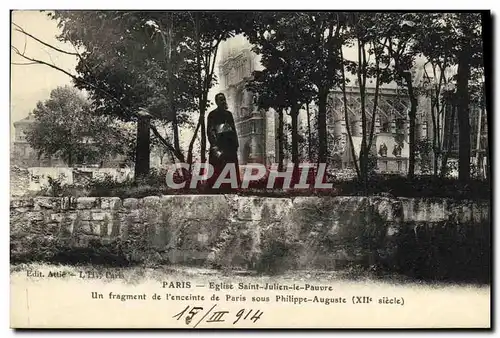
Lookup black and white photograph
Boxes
[8,9,491,329]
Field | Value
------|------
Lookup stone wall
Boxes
[25,167,134,192]
[10,195,490,281]
[10,166,30,197]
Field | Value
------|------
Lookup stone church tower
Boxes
[218,35,278,166]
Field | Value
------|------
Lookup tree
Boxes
[244,12,315,170]
[180,12,244,165]
[418,13,457,176]
[12,11,243,179]
[12,13,186,178]
[26,86,132,166]
[453,13,483,182]
[243,12,348,166]
[342,13,393,185]
[299,13,348,165]
[377,13,423,179]
[47,11,195,177]
[51,11,245,166]
[418,13,484,181]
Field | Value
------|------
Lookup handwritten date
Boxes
[173,304,263,327]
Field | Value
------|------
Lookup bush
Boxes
[30,167,490,200]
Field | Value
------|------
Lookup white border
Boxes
[2,2,498,337]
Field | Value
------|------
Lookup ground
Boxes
[11,262,490,288]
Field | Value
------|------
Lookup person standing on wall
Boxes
[207,93,241,190]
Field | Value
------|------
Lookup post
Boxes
[134,112,151,180]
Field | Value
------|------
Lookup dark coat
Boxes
[206,108,241,188]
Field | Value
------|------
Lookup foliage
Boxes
[49,11,245,167]
[415,139,433,175]
[242,12,348,164]
[244,13,317,167]
[39,174,66,197]
[50,11,195,122]
[26,85,133,167]
[12,11,488,184]
[342,13,396,182]
[30,169,490,200]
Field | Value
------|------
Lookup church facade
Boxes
[217,35,438,174]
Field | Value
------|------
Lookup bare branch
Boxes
[11,45,20,55]
[12,22,80,57]
[22,31,27,55]
[12,44,182,161]
[42,47,56,66]
[11,61,39,65]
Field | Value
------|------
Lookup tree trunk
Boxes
[290,103,300,186]
[291,103,300,165]
[166,13,182,163]
[340,45,360,178]
[358,40,368,188]
[67,151,73,167]
[306,102,312,162]
[431,95,439,176]
[278,108,285,171]
[483,81,490,181]
[187,119,201,166]
[441,101,456,178]
[166,13,175,121]
[194,13,207,164]
[456,47,472,182]
[317,89,328,165]
[134,116,151,179]
[402,72,418,179]
[200,108,207,163]
[172,118,181,162]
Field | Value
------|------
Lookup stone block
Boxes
[66,213,78,221]
[59,221,73,237]
[78,210,92,221]
[461,203,473,223]
[79,221,92,234]
[109,198,122,210]
[100,198,110,209]
[143,196,160,208]
[12,207,30,214]
[92,212,109,221]
[76,197,97,209]
[27,211,45,222]
[161,195,231,221]
[101,197,122,210]
[373,198,400,222]
[10,198,34,208]
[33,197,58,210]
[123,198,139,209]
[234,197,293,221]
[50,213,64,223]
[80,221,100,236]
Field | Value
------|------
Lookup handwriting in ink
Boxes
[173,305,263,327]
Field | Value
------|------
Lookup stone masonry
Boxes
[10,195,490,280]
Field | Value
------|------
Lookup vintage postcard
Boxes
[9,10,491,329]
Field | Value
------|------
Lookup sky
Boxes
[10,10,78,141]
